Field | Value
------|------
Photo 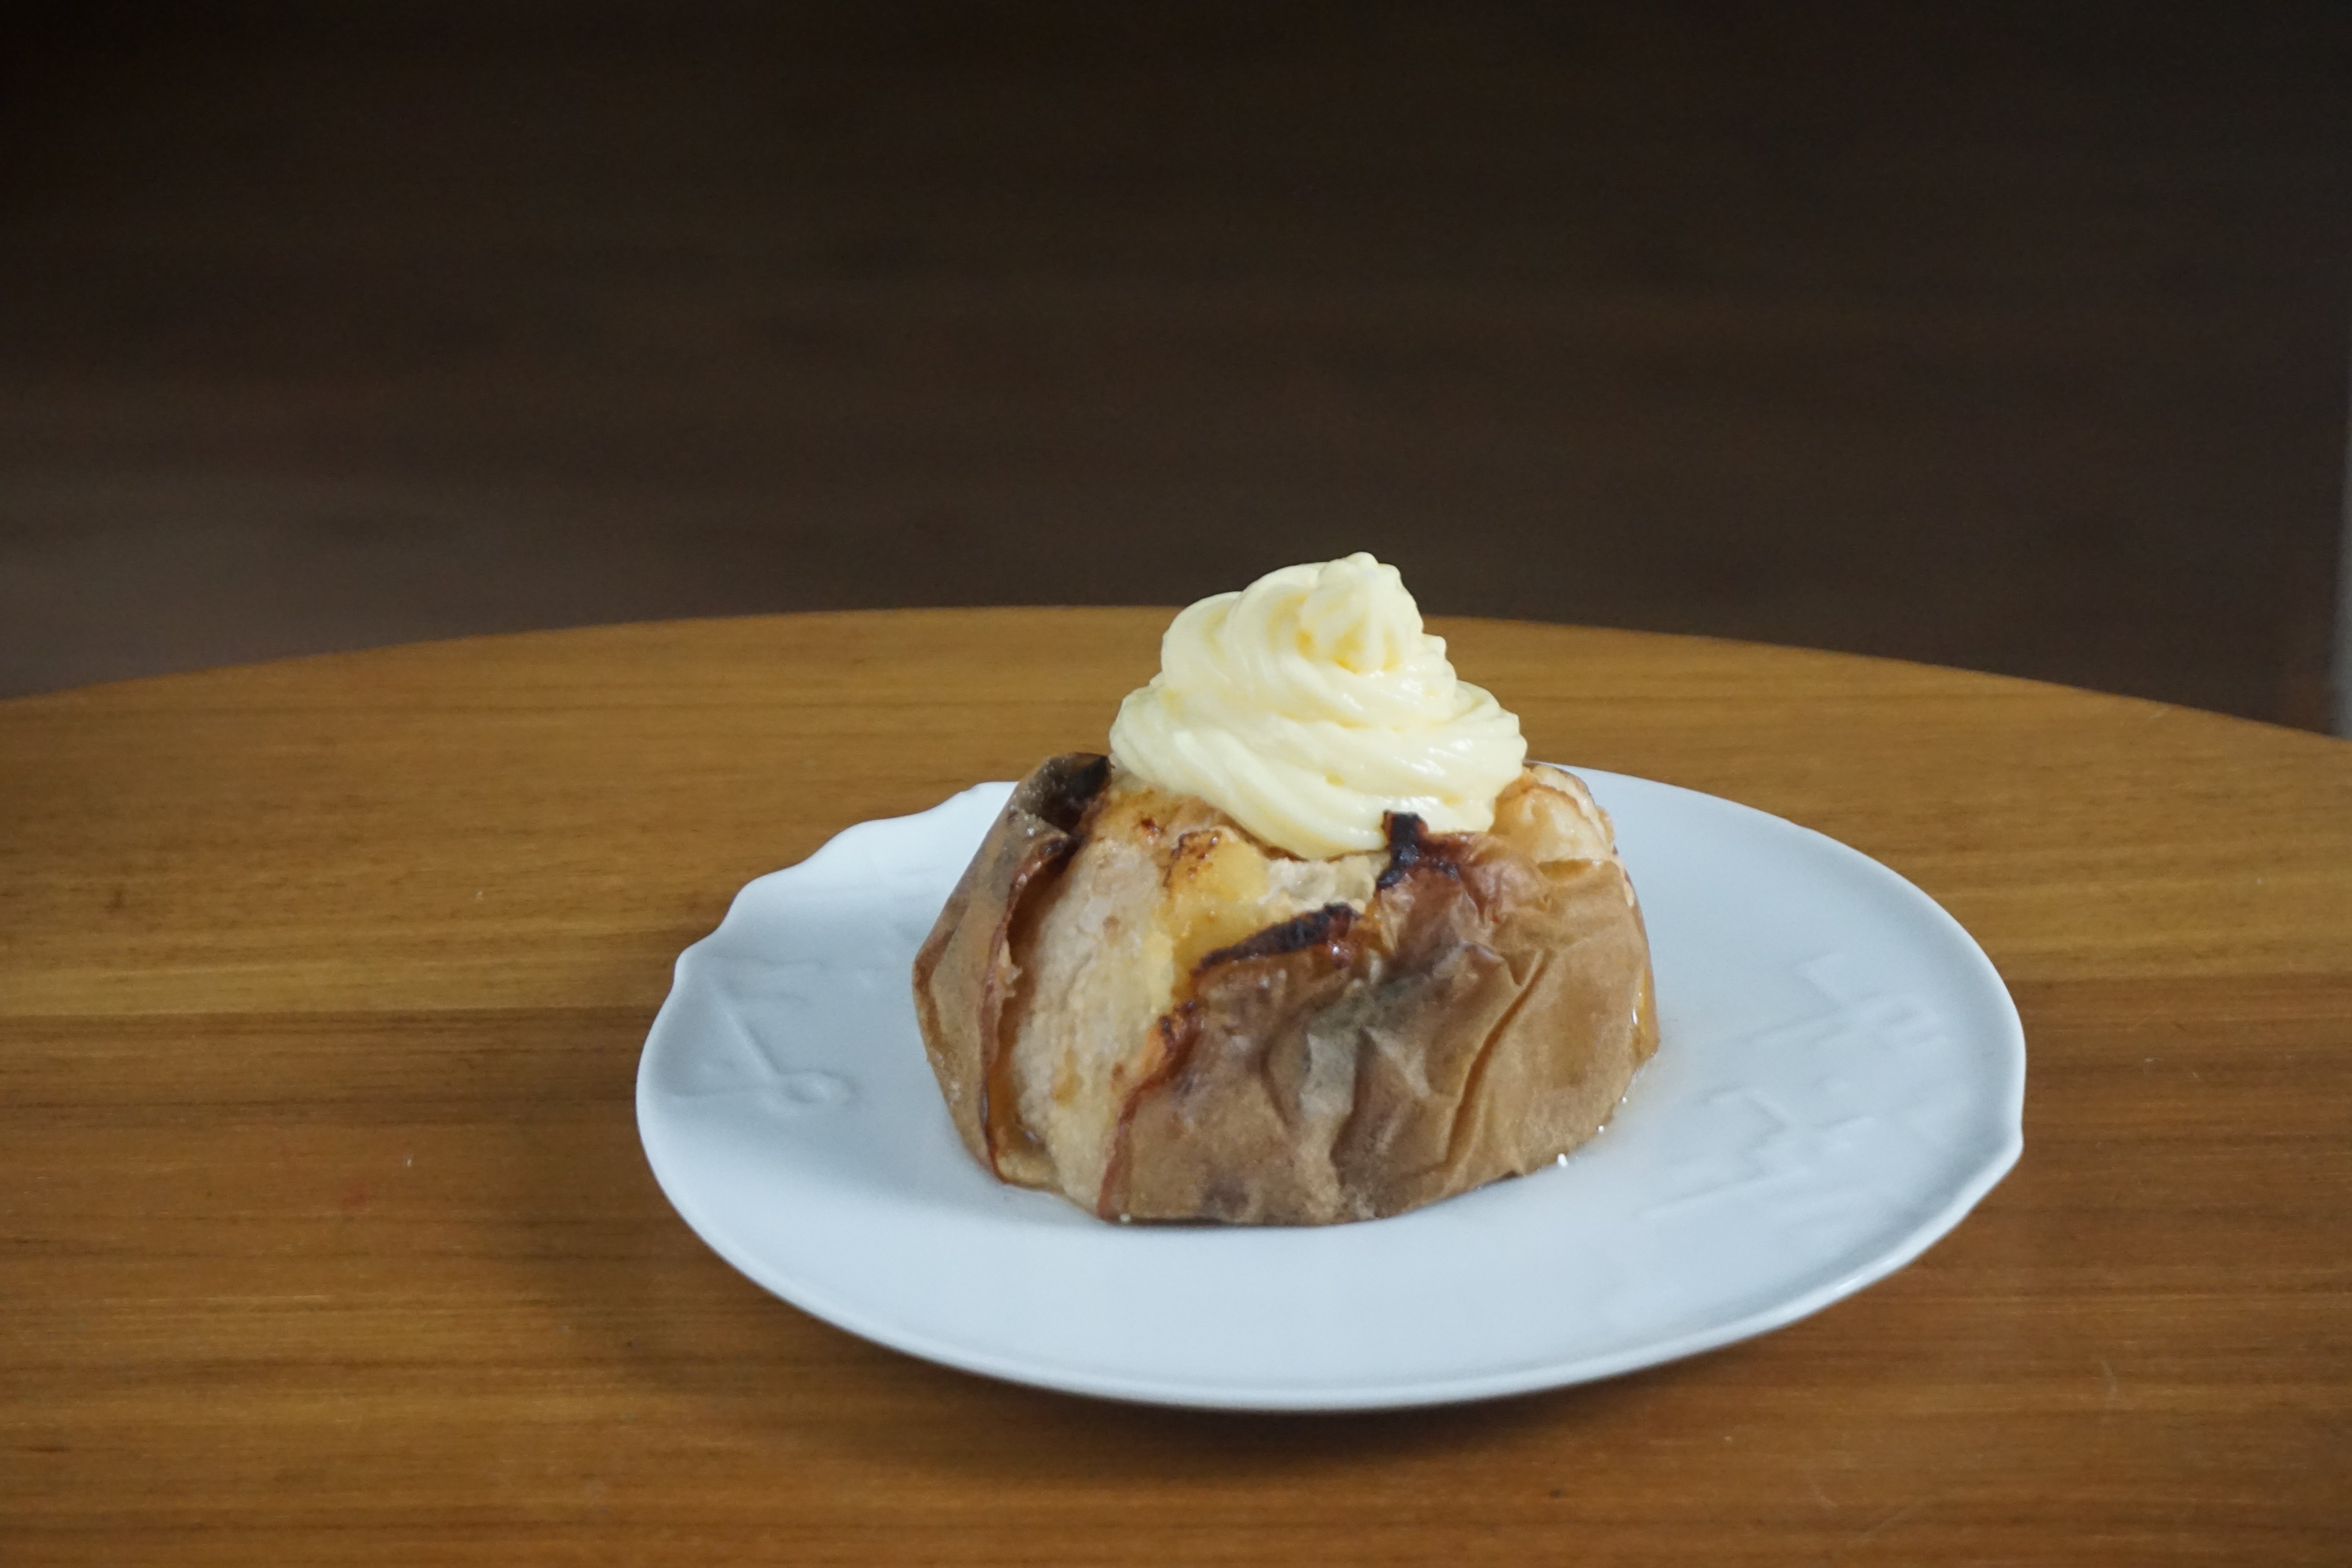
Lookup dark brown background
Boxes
[2,1,2347,725]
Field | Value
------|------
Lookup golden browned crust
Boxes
[911,754,1658,1225]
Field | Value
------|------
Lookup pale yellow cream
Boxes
[1107,554,1527,859]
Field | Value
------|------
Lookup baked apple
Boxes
[914,753,1656,1224]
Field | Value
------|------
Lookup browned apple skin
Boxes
[912,754,1659,1225]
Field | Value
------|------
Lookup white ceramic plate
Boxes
[637,769,2024,1411]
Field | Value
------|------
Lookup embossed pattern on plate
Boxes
[637,769,2025,1410]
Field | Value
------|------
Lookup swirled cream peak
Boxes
[1108,554,1527,859]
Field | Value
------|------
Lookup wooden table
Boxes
[4,610,2347,1564]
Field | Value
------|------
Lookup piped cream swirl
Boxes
[1108,554,1527,859]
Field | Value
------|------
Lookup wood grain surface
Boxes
[3,610,2348,1564]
